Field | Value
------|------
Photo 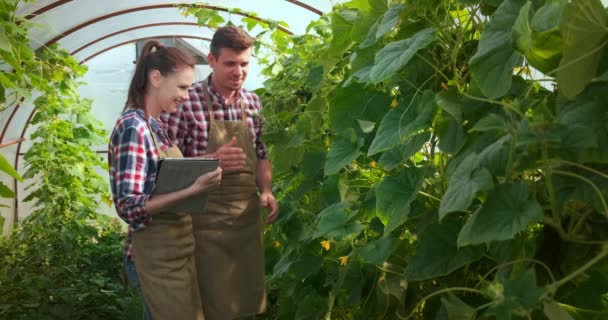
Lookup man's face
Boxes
[208,47,251,93]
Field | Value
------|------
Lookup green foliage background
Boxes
[0,0,606,319]
[0,1,140,318]
[246,0,607,318]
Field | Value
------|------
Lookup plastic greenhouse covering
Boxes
[1,0,341,233]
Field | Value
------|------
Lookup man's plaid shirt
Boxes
[160,77,268,159]
[108,108,172,260]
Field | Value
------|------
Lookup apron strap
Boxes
[146,117,162,157]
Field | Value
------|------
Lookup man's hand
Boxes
[260,191,279,224]
[214,136,246,171]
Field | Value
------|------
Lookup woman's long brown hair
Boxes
[125,40,195,114]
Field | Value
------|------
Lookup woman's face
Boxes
[154,67,194,113]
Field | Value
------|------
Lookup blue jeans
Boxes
[124,258,153,320]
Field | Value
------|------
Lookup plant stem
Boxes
[550,244,608,292]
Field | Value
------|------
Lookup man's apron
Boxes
[191,83,266,319]
[131,121,204,320]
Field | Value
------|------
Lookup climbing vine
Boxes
[250,0,607,318]
[0,1,137,318]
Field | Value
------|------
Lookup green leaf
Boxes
[304,64,324,92]
[440,294,476,320]
[470,0,525,98]
[324,128,364,175]
[487,269,544,319]
[378,132,430,171]
[350,3,383,43]
[557,100,603,150]
[0,153,22,181]
[368,90,436,155]
[359,22,380,48]
[0,182,16,198]
[368,28,436,83]
[457,182,543,247]
[194,9,225,28]
[0,26,12,52]
[357,236,397,265]
[376,4,403,39]
[435,88,462,123]
[329,83,391,132]
[314,203,363,239]
[470,113,509,133]
[329,9,356,58]
[305,95,327,131]
[512,1,563,74]
[437,115,466,154]
[301,148,326,178]
[0,214,4,231]
[557,0,608,99]
[439,153,494,220]
[375,167,428,234]
[543,301,574,320]
[404,220,484,281]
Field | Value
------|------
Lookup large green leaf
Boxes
[470,0,525,98]
[378,132,430,171]
[557,100,602,150]
[350,0,385,44]
[557,0,608,99]
[0,153,22,181]
[457,182,543,247]
[357,236,398,265]
[329,83,391,133]
[324,128,364,175]
[439,153,494,220]
[435,88,463,123]
[375,167,428,234]
[313,203,363,239]
[437,114,466,154]
[470,113,509,133]
[486,269,544,320]
[329,9,356,58]
[368,90,436,155]
[301,148,326,178]
[376,4,403,39]
[512,1,563,74]
[368,28,436,83]
[403,221,484,281]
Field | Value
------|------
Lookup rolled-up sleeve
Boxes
[109,123,151,230]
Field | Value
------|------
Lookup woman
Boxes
[108,40,220,320]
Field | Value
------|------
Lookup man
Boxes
[160,26,278,319]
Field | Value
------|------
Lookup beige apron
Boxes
[191,83,266,320]
[131,121,204,320]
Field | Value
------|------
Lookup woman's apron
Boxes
[131,122,204,320]
[191,83,266,319]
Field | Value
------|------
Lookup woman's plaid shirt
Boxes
[108,108,171,260]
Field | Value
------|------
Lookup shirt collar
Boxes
[206,74,243,105]
[130,108,162,131]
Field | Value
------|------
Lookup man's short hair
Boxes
[210,25,254,57]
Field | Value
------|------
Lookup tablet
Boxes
[152,158,220,214]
